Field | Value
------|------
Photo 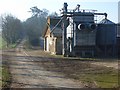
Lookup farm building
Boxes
[96,19,117,57]
[43,16,62,55]
[66,13,97,57]
[117,23,120,37]
[61,3,117,57]
[43,3,119,58]
[117,23,120,58]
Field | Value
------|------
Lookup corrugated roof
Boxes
[50,26,62,37]
[99,18,115,24]
[50,17,61,27]
[49,16,62,37]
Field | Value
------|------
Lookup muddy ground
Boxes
[2,47,119,89]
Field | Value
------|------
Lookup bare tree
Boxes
[2,14,23,46]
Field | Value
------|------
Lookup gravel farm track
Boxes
[2,41,119,89]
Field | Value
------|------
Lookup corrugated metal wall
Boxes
[96,19,117,57]
[96,24,116,45]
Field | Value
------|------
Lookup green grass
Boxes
[0,37,2,49]
[0,66,10,88]
[0,38,17,49]
[76,68,119,88]
[8,43,17,48]
[0,67,2,87]
[0,33,18,49]
[0,35,7,49]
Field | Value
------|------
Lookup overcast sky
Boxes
[0,0,119,23]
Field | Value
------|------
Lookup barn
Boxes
[96,19,117,57]
[42,3,119,58]
[117,23,120,58]
[43,16,62,55]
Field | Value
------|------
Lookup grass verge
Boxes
[0,35,17,49]
[0,36,7,49]
[0,66,10,88]
[77,68,118,88]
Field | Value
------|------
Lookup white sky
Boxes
[0,0,119,23]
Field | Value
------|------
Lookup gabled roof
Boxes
[42,16,62,37]
[99,18,115,24]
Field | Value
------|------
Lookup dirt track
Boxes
[3,48,85,88]
[2,45,119,88]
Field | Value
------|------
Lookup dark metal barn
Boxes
[96,19,117,57]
